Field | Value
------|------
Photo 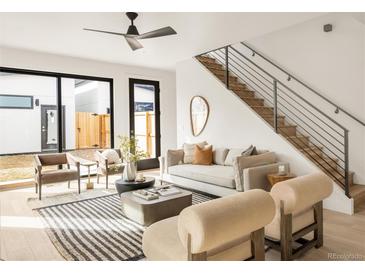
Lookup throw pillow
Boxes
[224,145,256,166]
[101,149,120,164]
[183,141,207,163]
[166,149,184,167]
[192,145,213,165]
[213,148,229,165]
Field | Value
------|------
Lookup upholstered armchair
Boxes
[34,153,80,200]
[95,149,124,189]
[265,172,333,260]
[142,189,275,261]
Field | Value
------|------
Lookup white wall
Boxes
[245,13,365,185]
[176,58,353,214]
[74,81,110,114]
[0,74,56,154]
[0,47,177,156]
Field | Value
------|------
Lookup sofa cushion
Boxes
[41,169,78,184]
[193,145,213,165]
[213,148,229,165]
[183,141,207,164]
[224,145,255,166]
[168,164,235,189]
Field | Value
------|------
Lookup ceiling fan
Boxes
[83,12,177,51]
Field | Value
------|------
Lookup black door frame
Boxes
[0,66,114,155]
[129,78,161,170]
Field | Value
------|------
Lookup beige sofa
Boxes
[159,146,289,196]
[142,189,275,261]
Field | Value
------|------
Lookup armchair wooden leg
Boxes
[35,183,38,194]
[314,201,323,248]
[39,183,42,200]
[251,227,265,261]
[97,173,100,184]
[78,177,81,194]
[280,201,293,261]
[106,174,108,189]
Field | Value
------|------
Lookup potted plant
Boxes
[118,135,147,181]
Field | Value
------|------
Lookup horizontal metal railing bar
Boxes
[277,85,345,138]
[227,64,275,103]
[241,42,365,128]
[276,89,346,144]
[277,98,346,159]
[226,56,274,97]
[227,50,346,137]
[227,48,273,85]
[229,45,349,132]
[277,95,346,155]
[196,46,228,58]
[211,51,273,102]
[279,129,345,181]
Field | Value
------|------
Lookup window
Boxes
[0,94,33,109]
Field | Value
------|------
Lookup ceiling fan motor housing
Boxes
[127,25,139,36]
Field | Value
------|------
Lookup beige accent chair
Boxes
[142,189,275,261]
[265,172,333,260]
[95,149,124,189]
[34,153,80,200]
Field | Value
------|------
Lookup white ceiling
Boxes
[0,12,324,71]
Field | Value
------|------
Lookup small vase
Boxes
[123,162,137,182]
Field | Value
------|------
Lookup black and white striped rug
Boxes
[35,191,213,261]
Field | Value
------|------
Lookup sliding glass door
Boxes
[0,72,58,183]
[129,78,161,170]
[61,78,111,175]
[0,67,114,184]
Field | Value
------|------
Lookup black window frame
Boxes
[0,66,114,155]
[0,94,34,109]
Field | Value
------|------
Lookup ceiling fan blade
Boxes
[125,36,143,51]
[83,28,126,36]
[136,26,177,39]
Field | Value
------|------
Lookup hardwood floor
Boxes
[0,170,364,261]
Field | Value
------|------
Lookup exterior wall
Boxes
[0,74,76,154]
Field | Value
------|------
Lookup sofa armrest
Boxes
[243,162,290,191]
[166,149,184,170]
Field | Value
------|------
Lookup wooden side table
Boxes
[267,173,296,188]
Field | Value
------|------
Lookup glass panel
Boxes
[0,72,58,183]
[0,95,33,109]
[134,83,155,158]
[61,78,111,176]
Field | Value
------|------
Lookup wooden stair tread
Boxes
[350,184,365,197]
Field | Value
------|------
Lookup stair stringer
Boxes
[184,58,354,214]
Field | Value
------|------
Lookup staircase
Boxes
[196,43,365,212]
